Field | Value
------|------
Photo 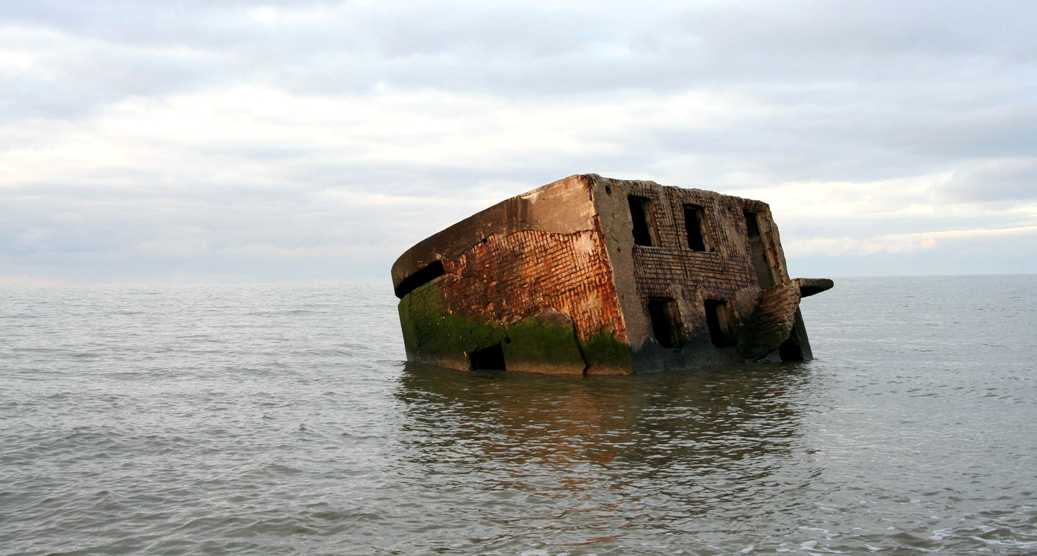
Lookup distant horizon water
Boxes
[2,270,1036,288]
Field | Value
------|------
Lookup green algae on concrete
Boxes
[502,309,585,374]
[398,280,631,374]
[580,329,633,374]
[398,281,504,367]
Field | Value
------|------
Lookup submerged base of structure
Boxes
[392,174,833,375]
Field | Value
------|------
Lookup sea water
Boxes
[1,276,1036,554]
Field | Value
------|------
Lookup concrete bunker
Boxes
[391,174,833,375]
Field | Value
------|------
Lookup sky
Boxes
[2,0,1035,284]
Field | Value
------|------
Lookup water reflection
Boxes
[393,363,815,502]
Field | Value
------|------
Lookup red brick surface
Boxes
[437,228,626,342]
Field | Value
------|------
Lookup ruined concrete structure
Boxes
[391,174,833,375]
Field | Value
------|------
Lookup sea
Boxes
[1,275,1036,555]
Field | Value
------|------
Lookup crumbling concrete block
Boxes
[391,174,832,375]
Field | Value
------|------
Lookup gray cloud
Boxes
[943,158,1037,202]
[1,0,1036,282]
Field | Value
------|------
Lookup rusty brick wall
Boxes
[436,228,627,342]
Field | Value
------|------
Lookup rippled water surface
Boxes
[2,276,1036,554]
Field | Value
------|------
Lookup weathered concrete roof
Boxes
[391,175,596,296]
[391,173,766,296]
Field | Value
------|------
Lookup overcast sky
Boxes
[2,0,1035,284]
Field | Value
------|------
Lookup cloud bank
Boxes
[2,0,1036,283]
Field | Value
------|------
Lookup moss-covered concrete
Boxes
[581,329,633,375]
[502,310,585,374]
[399,280,632,375]
[399,281,504,368]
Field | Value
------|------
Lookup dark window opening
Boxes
[704,299,736,348]
[647,297,682,348]
[469,343,506,371]
[744,210,774,288]
[744,210,760,238]
[394,260,445,298]
[628,195,654,246]
[684,204,707,251]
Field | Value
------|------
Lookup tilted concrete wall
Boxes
[392,173,821,375]
[392,175,630,375]
[588,175,799,372]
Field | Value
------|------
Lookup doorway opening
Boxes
[647,297,682,348]
[469,343,506,371]
[704,299,735,348]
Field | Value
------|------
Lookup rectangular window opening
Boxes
[743,210,774,288]
[744,210,760,238]
[394,260,445,298]
[647,297,682,348]
[628,195,654,246]
[684,204,706,251]
[704,299,736,348]
[469,343,506,371]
